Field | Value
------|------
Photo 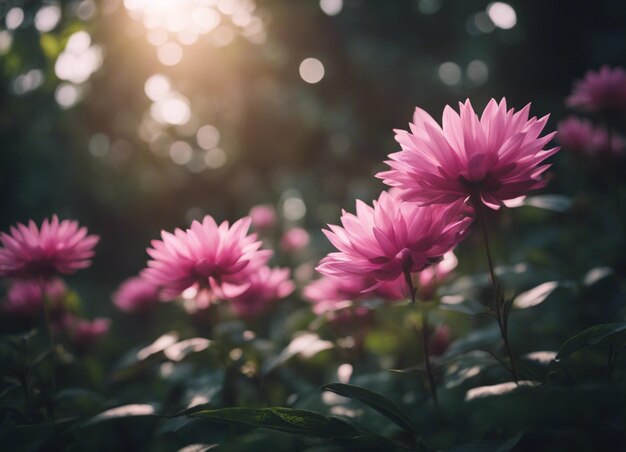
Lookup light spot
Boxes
[157,42,183,66]
[169,141,193,165]
[197,125,220,149]
[55,83,81,108]
[283,197,306,221]
[487,2,517,29]
[337,363,353,383]
[465,380,537,401]
[147,29,168,46]
[319,0,343,16]
[299,58,325,84]
[144,74,170,101]
[473,12,495,33]
[438,62,461,85]
[151,94,191,125]
[35,5,62,32]
[467,60,488,85]
[0,31,12,55]
[417,0,442,14]
[6,8,24,30]
[89,133,110,157]
[11,69,44,95]
[204,148,226,168]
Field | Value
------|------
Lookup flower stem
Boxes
[471,197,519,383]
[405,270,439,409]
[420,312,439,410]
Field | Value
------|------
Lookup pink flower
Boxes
[303,276,372,315]
[566,66,626,113]
[0,216,99,279]
[249,205,277,230]
[316,191,471,293]
[113,276,160,314]
[377,99,559,210]
[62,314,110,350]
[230,267,295,318]
[4,278,67,317]
[416,252,457,300]
[142,215,272,300]
[280,227,310,252]
[558,116,625,157]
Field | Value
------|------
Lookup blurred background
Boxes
[1,0,625,307]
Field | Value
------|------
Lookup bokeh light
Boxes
[487,2,517,29]
[299,58,325,84]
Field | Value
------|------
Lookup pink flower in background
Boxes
[557,117,597,154]
[558,116,625,157]
[62,314,110,351]
[249,204,277,230]
[230,267,295,318]
[303,276,371,315]
[113,276,160,314]
[416,252,458,301]
[4,278,67,317]
[566,66,626,112]
[0,215,99,279]
[142,215,272,300]
[377,99,559,210]
[280,227,310,252]
[317,191,471,291]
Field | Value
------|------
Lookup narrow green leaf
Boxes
[189,406,358,438]
[447,432,523,451]
[556,323,626,360]
[321,383,416,437]
[524,194,572,212]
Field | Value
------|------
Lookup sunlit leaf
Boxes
[321,383,417,438]
[262,332,333,374]
[137,332,179,361]
[556,323,626,360]
[164,338,212,362]
[82,404,157,427]
[524,195,572,212]
[465,381,538,401]
[513,281,559,309]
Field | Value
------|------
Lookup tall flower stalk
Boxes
[471,196,519,382]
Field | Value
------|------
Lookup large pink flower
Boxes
[142,215,272,300]
[4,278,67,317]
[316,191,471,291]
[566,66,626,113]
[113,276,160,314]
[0,216,99,279]
[377,99,559,210]
[230,266,294,318]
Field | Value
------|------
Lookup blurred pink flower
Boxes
[113,276,160,314]
[558,116,625,157]
[4,278,67,317]
[566,66,626,112]
[428,324,451,357]
[303,276,371,315]
[249,204,277,230]
[230,267,295,318]
[416,252,458,301]
[0,215,99,279]
[377,99,559,210]
[142,215,272,300]
[280,227,310,252]
[63,314,110,350]
[317,191,470,291]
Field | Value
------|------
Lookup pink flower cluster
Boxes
[558,117,624,157]
[316,98,558,311]
[0,216,108,349]
[140,214,294,317]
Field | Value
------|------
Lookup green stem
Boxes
[420,312,439,410]
[471,197,519,383]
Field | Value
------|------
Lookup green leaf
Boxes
[439,295,486,316]
[557,323,626,360]
[321,383,416,437]
[189,406,357,437]
[447,432,523,451]
[524,195,572,212]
